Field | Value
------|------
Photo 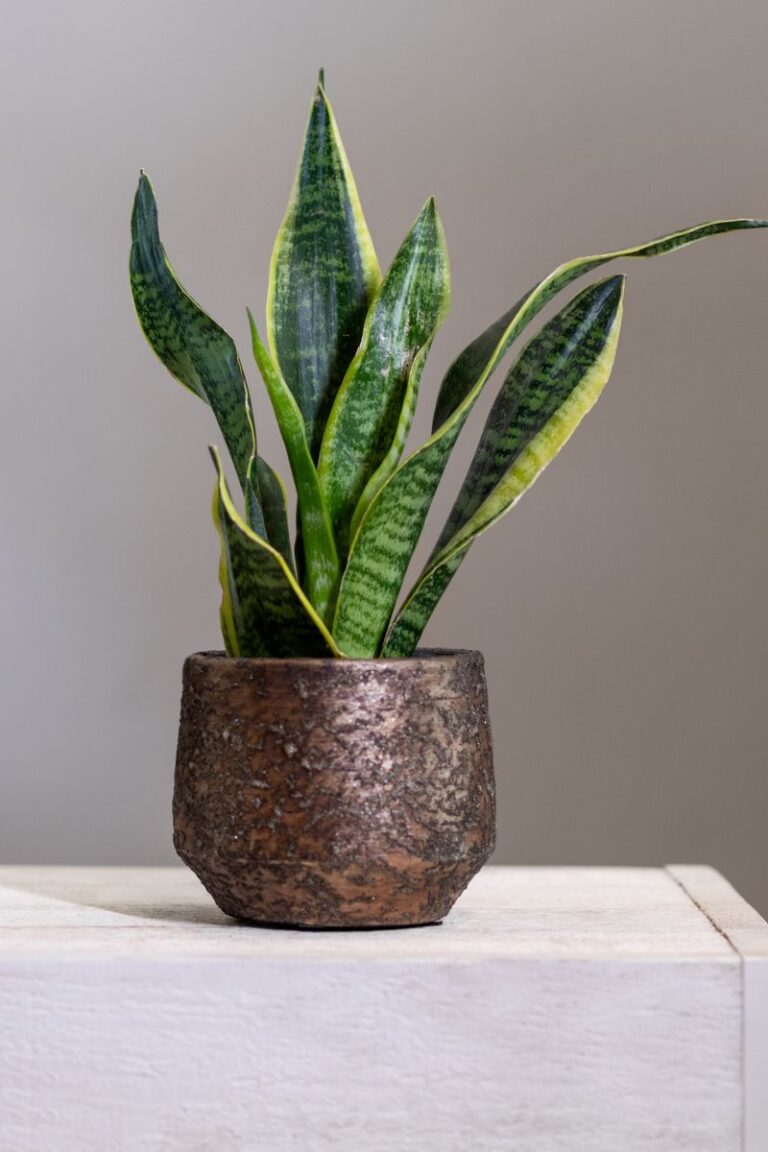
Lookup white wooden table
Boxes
[1,865,766,1152]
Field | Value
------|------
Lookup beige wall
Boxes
[1,0,766,912]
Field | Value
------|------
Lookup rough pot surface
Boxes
[173,649,496,928]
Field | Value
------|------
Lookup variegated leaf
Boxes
[318,197,450,556]
[210,447,340,657]
[248,312,339,622]
[433,218,768,431]
[251,457,294,575]
[130,172,256,490]
[268,76,380,459]
[349,339,432,544]
[383,276,624,656]
[334,218,767,658]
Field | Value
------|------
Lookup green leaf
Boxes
[130,172,296,562]
[432,292,530,434]
[248,312,339,622]
[383,276,625,656]
[130,172,257,491]
[382,552,466,660]
[244,474,267,540]
[349,340,431,544]
[210,447,340,657]
[267,78,380,459]
[433,218,768,431]
[332,418,464,657]
[251,457,294,574]
[318,198,450,555]
[334,217,767,658]
[436,276,625,553]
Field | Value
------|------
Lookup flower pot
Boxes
[173,649,495,928]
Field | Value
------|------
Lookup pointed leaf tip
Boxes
[318,67,325,89]
[268,66,380,459]
[583,274,625,321]
[419,196,438,225]
[132,171,156,234]
[413,196,440,239]
[599,273,625,304]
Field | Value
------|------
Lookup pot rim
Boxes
[187,647,484,669]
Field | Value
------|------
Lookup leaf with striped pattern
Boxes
[130,172,256,491]
[210,447,340,658]
[333,218,767,658]
[349,339,432,545]
[433,218,768,431]
[332,418,464,657]
[131,171,297,563]
[248,312,339,622]
[268,75,380,459]
[250,457,294,574]
[432,291,529,434]
[383,276,624,656]
[318,197,450,556]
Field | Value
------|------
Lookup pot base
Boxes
[172,848,483,928]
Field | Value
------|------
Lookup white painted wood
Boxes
[0,865,759,1152]
[667,865,768,1152]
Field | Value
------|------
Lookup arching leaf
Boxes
[384,276,624,656]
[433,218,767,431]
[130,172,256,491]
[334,218,767,658]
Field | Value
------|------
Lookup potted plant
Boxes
[130,72,766,928]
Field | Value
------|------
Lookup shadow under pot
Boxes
[173,649,496,928]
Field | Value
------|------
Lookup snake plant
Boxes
[130,73,766,659]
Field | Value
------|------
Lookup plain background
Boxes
[1,0,766,913]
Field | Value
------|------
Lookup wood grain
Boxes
[0,865,763,1151]
[668,865,768,1152]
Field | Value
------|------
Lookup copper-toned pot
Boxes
[173,649,495,928]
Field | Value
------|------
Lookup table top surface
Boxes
[1,864,766,962]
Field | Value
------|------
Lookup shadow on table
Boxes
[0,871,443,932]
[0,871,235,928]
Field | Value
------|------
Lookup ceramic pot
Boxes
[173,649,495,928]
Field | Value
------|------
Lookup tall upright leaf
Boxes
[333,218,767,658]
[248,313,339,622]
[210,447,340,658]
[383,276,625,656]
[268,76,381,459]
[317,198,450,555]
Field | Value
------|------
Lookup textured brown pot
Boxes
[173,649,495,928]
